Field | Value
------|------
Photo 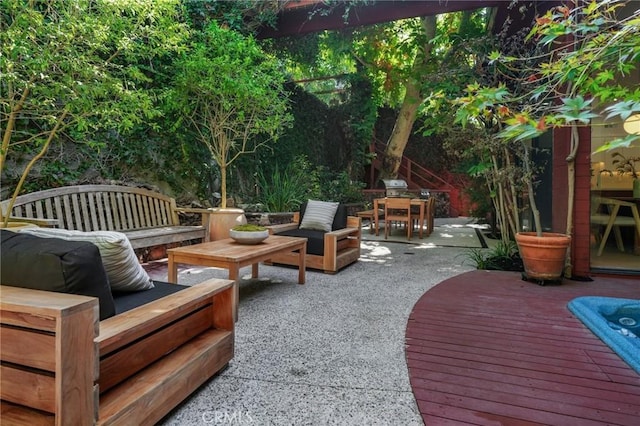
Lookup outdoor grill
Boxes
[382,179,408,197]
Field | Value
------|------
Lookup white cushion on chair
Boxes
[18,228,154,291]
[299,199,339,232]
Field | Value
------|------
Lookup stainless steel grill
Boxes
[382,179,408,197]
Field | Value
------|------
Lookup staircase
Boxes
[367,141,472,217]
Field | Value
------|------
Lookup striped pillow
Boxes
[18,228,154,292]
[299,199,339,232]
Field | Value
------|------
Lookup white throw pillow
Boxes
[18,228,154,292]
[299,199,339,232]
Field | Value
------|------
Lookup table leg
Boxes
[298,242,306,284]
[228,263,240,322]
[168,254,178,283]
[230,281,238,325]
[368,213,375,234]
[251,262,259,279]
[419,203,424,239]
[632,204,640,255]
[374,199,380,236]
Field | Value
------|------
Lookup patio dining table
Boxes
[373,197,428,239]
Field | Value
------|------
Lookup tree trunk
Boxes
[563,123,579,278]
[380,15,436,180]
[220,163,227,209]
[380,83,421,180]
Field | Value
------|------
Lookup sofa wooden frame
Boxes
[267,213,361,274]
[0,184,213,249]
[0,278,235,425]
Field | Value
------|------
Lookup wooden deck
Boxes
[405,270,640,426]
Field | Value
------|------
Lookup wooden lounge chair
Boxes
[267,202,361,274]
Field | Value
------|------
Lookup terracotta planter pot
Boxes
[515,232,571,281]
[208,208,246,241]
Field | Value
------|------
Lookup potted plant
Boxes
[168,22,292,240]
[611,152,640,198]
[229,224,269,245]
[456,1,638,280]
[456,85,573,282]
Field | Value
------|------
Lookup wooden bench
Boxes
[0,278,236,425]
[0,184,213,249]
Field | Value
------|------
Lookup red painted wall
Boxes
[552,125,592,277]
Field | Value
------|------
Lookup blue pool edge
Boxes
[567,296,640,376]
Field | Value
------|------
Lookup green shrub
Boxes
[319,170,366,204]
[256,156,320,212]
[462,241,523,271]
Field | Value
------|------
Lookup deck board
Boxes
[405,270,640,425]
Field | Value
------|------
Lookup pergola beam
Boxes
[257,0,504,39]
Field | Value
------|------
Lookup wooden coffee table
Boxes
[167,235,307,319]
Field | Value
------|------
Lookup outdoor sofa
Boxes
[0,229,235,425]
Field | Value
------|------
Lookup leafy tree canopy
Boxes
[453,0,640,250]
[1,0,188,222]
[183,0,283,34]
[459,0,640,150]
[167,21,292,208]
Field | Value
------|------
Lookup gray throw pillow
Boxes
[299,199,339,232]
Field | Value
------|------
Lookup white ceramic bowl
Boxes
[229,229,269,245]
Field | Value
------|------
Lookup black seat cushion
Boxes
[1,229,116,320]
[112,281,188,314]
[287,202,349,256]
[278,228,326,256]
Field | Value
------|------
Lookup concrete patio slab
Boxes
[149,219,477,425]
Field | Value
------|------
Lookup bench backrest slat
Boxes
[115,193,126,230]
[148,197,155,227]
[127,194,138,229]
[1,185,180,232]
[160,198,172,226]
[62,194,73,230]
[44,198,54,219]
[98,194,112,229]
[71,194,84,231]
[86,193,96,231]
[143,196,152,227]
[148,197,158,227]
[80,193,92,231]
[95,193,108,231]
[153,197,164,227]
[106,193,117,230]
[54,197,63,226]
[135,194,145,228]
[35,199,44,219]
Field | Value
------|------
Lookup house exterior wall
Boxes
[574,126,594,277]
[552,125,592,278]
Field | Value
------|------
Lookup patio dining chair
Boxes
[590,196,640,256]
[411,196,436,237]
[384,197,412,240]
[356,208,384,234]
